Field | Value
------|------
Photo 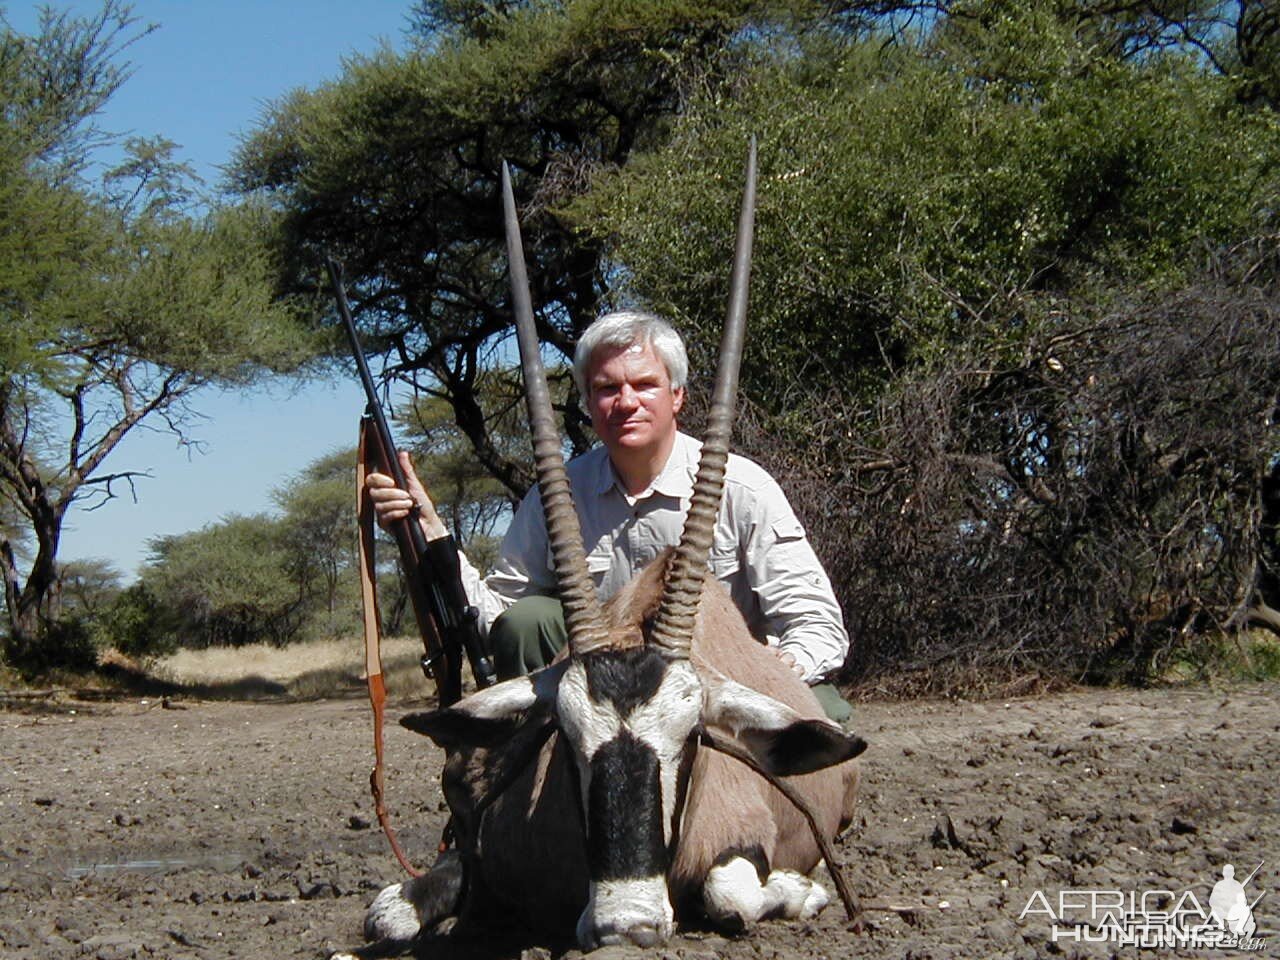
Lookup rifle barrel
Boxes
[326,258,493,703]
[326,259,415,498]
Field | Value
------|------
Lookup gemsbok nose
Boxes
[577,883,675,950]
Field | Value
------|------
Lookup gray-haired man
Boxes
[367,311,852,721]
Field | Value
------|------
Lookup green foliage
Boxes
[0,0,143,172]
[141,515,302,648]
[127,429,513,649]
[1167,632,1280,683]
[580,18,1279,405]
[232,0,847,495]
[1247,635,1280,680]
[94,582,177,658]
[0,6,318,667]
[56,557,123,620]
[2,615,98,676]
[400,368,535,541]
[226,0,1280,689]
[273,449,361,637]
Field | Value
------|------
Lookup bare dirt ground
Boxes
[1,682,1275,960]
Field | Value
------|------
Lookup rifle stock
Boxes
[327,259,495,706]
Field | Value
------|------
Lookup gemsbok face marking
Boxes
[557,650,702,946]
[396,585,867,949]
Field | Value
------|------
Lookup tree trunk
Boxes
[2,502,67,662]
[1245,459,1280,636]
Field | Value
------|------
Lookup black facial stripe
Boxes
[582,647,669,716]
[586,730,667,881]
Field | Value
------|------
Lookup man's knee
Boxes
[490,596,567,678]
[809,681,853,726]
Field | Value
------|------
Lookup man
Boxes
[367,310,852,721]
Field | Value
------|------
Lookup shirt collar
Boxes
[594,432,699,501]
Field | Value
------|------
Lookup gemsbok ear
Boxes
[699,672,866,777]
[402,661,568,749]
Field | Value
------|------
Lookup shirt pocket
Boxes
[770,515,806,544]
[585,539,614,586]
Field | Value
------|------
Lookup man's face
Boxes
[586,341,685,458]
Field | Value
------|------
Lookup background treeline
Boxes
[5,0,1280,690]
[68,407,513,658]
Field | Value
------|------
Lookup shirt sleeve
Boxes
[734,476,850,683]
[458,485,556,635]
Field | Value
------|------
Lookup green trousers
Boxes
[489,595,853,725]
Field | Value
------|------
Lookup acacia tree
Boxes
[273,449,359,633]
[140,515,303,648]
[231,0,871,500]
[126,436,514,648]
[582,3,1277,398]
[231,0,1273,496]
[229,0,1280,685]
[0,5,311,668]
[401,370,539,537]
[56,557,123,621]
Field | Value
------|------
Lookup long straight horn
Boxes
[650,137,757,658]
[502,163,610,654]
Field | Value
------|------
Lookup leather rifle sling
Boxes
[356,419,422,877]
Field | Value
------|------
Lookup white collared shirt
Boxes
[458,432,850,682]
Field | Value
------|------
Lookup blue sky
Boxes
[5,0,417,578]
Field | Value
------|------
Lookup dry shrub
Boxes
[731,260,1280,694]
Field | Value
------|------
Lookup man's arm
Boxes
[366,454,553,633]
[727,465,850,683]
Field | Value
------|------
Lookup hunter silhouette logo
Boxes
[1019,858,1268,950]
[1210,862,1264,938]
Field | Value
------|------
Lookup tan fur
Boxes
[617,555,859,906]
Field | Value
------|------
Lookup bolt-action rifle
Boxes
[327,259,496,707]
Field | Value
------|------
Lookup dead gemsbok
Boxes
[340,143,866,958]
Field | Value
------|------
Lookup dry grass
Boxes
[146,636,437,702]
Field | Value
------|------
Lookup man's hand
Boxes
[365,451,449,540]
[772,645,806,679]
